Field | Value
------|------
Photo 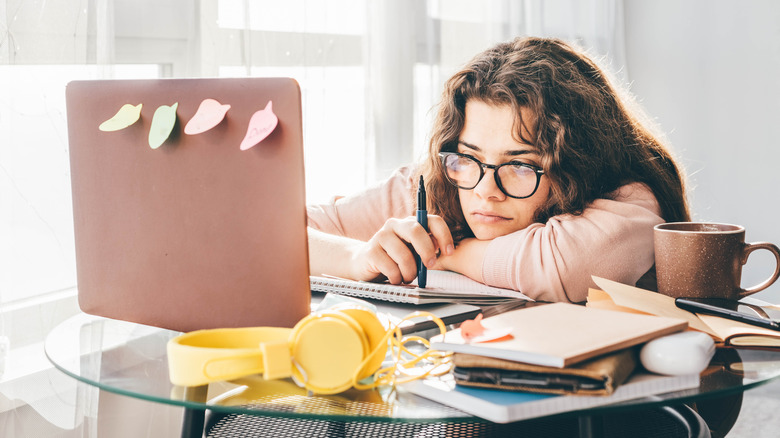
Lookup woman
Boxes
[307,36,690,303]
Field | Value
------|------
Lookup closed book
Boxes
[430,302,687,368]
[404,371,700,423]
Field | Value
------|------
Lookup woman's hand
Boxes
[349,215,454,284]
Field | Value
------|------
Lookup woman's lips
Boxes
[470,210,512,224]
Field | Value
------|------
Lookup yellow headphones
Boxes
[167,304,449,395]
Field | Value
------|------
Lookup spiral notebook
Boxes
[310,270,532,305]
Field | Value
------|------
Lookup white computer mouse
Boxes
[639,331,715,376]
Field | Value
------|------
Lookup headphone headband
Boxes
[167,327,293,387]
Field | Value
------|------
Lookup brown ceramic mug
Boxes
[654,222,780,299]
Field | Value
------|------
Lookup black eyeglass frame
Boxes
[438,151,545,199]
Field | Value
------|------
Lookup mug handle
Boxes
[739,242,780,298]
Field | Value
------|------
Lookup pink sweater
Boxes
[307,166,664,303]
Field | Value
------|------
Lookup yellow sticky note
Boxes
[148,103,178,149]
[239,101,278,150]
[184,98,231,135]
[99,103,142,132]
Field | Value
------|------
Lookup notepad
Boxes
[310,270,532,305]
[430,303,688,368]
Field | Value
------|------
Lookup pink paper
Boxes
[460,314,486,339]
[239,101,279,150]
[184,98,231,135]
[461,314,514,343]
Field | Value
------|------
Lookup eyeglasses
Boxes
[439,152,545,199]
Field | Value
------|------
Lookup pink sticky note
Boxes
[467,327,514,344]
[239,101,278,150]
[460,314,486,339]
[461,314,514,344]
[184,98,231,135]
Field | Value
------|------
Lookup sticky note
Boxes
[184,98,231,135]
[239,101,278,150]
[99,103,142,132]
[148,103,178,149]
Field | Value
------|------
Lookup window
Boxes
[1,0,624,309]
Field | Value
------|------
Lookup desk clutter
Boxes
[405,300,700,423]
[407,276,780,423]
[166,277,780,424]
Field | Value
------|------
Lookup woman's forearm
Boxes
[435,237,490,283]
[307,227,363,278]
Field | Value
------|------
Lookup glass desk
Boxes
[45,313,780,438]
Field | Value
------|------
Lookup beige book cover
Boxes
[430,302,687,368]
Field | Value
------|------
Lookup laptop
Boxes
[66,77,311,332]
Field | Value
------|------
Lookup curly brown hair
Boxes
[418,36,690,242]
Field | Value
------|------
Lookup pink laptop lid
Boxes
[67,78,311,332]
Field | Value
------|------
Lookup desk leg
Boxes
[181,385,209,438]
[578,414,604,438]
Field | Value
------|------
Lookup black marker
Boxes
[416,175,428,288]
[675,297,780,332]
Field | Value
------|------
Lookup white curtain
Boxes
[0,0,629,330]
[0,0,626,432]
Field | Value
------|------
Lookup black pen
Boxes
[675,297,780,332]
[416,175,428,288]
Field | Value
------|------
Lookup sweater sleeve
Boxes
[481,183,665,303]
[306,166,416,242]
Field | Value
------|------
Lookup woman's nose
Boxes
[473,168,506,200]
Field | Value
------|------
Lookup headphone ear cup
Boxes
[289,311,370,394]
[335,307,388,379]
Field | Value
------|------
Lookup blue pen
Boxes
[416,175,428,288]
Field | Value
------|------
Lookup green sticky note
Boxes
[98,103,142,132]
[149,103,178,149]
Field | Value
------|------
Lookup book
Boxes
[404,371,700,423]
[590,276,780,348]
[310,270,531,305]
[451,347,638,396]
[430,302,687,368]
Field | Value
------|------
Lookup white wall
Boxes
[624,0,780,302]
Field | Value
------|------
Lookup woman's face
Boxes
[455,100,551,240]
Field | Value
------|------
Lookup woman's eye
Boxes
[507,160,530,167]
